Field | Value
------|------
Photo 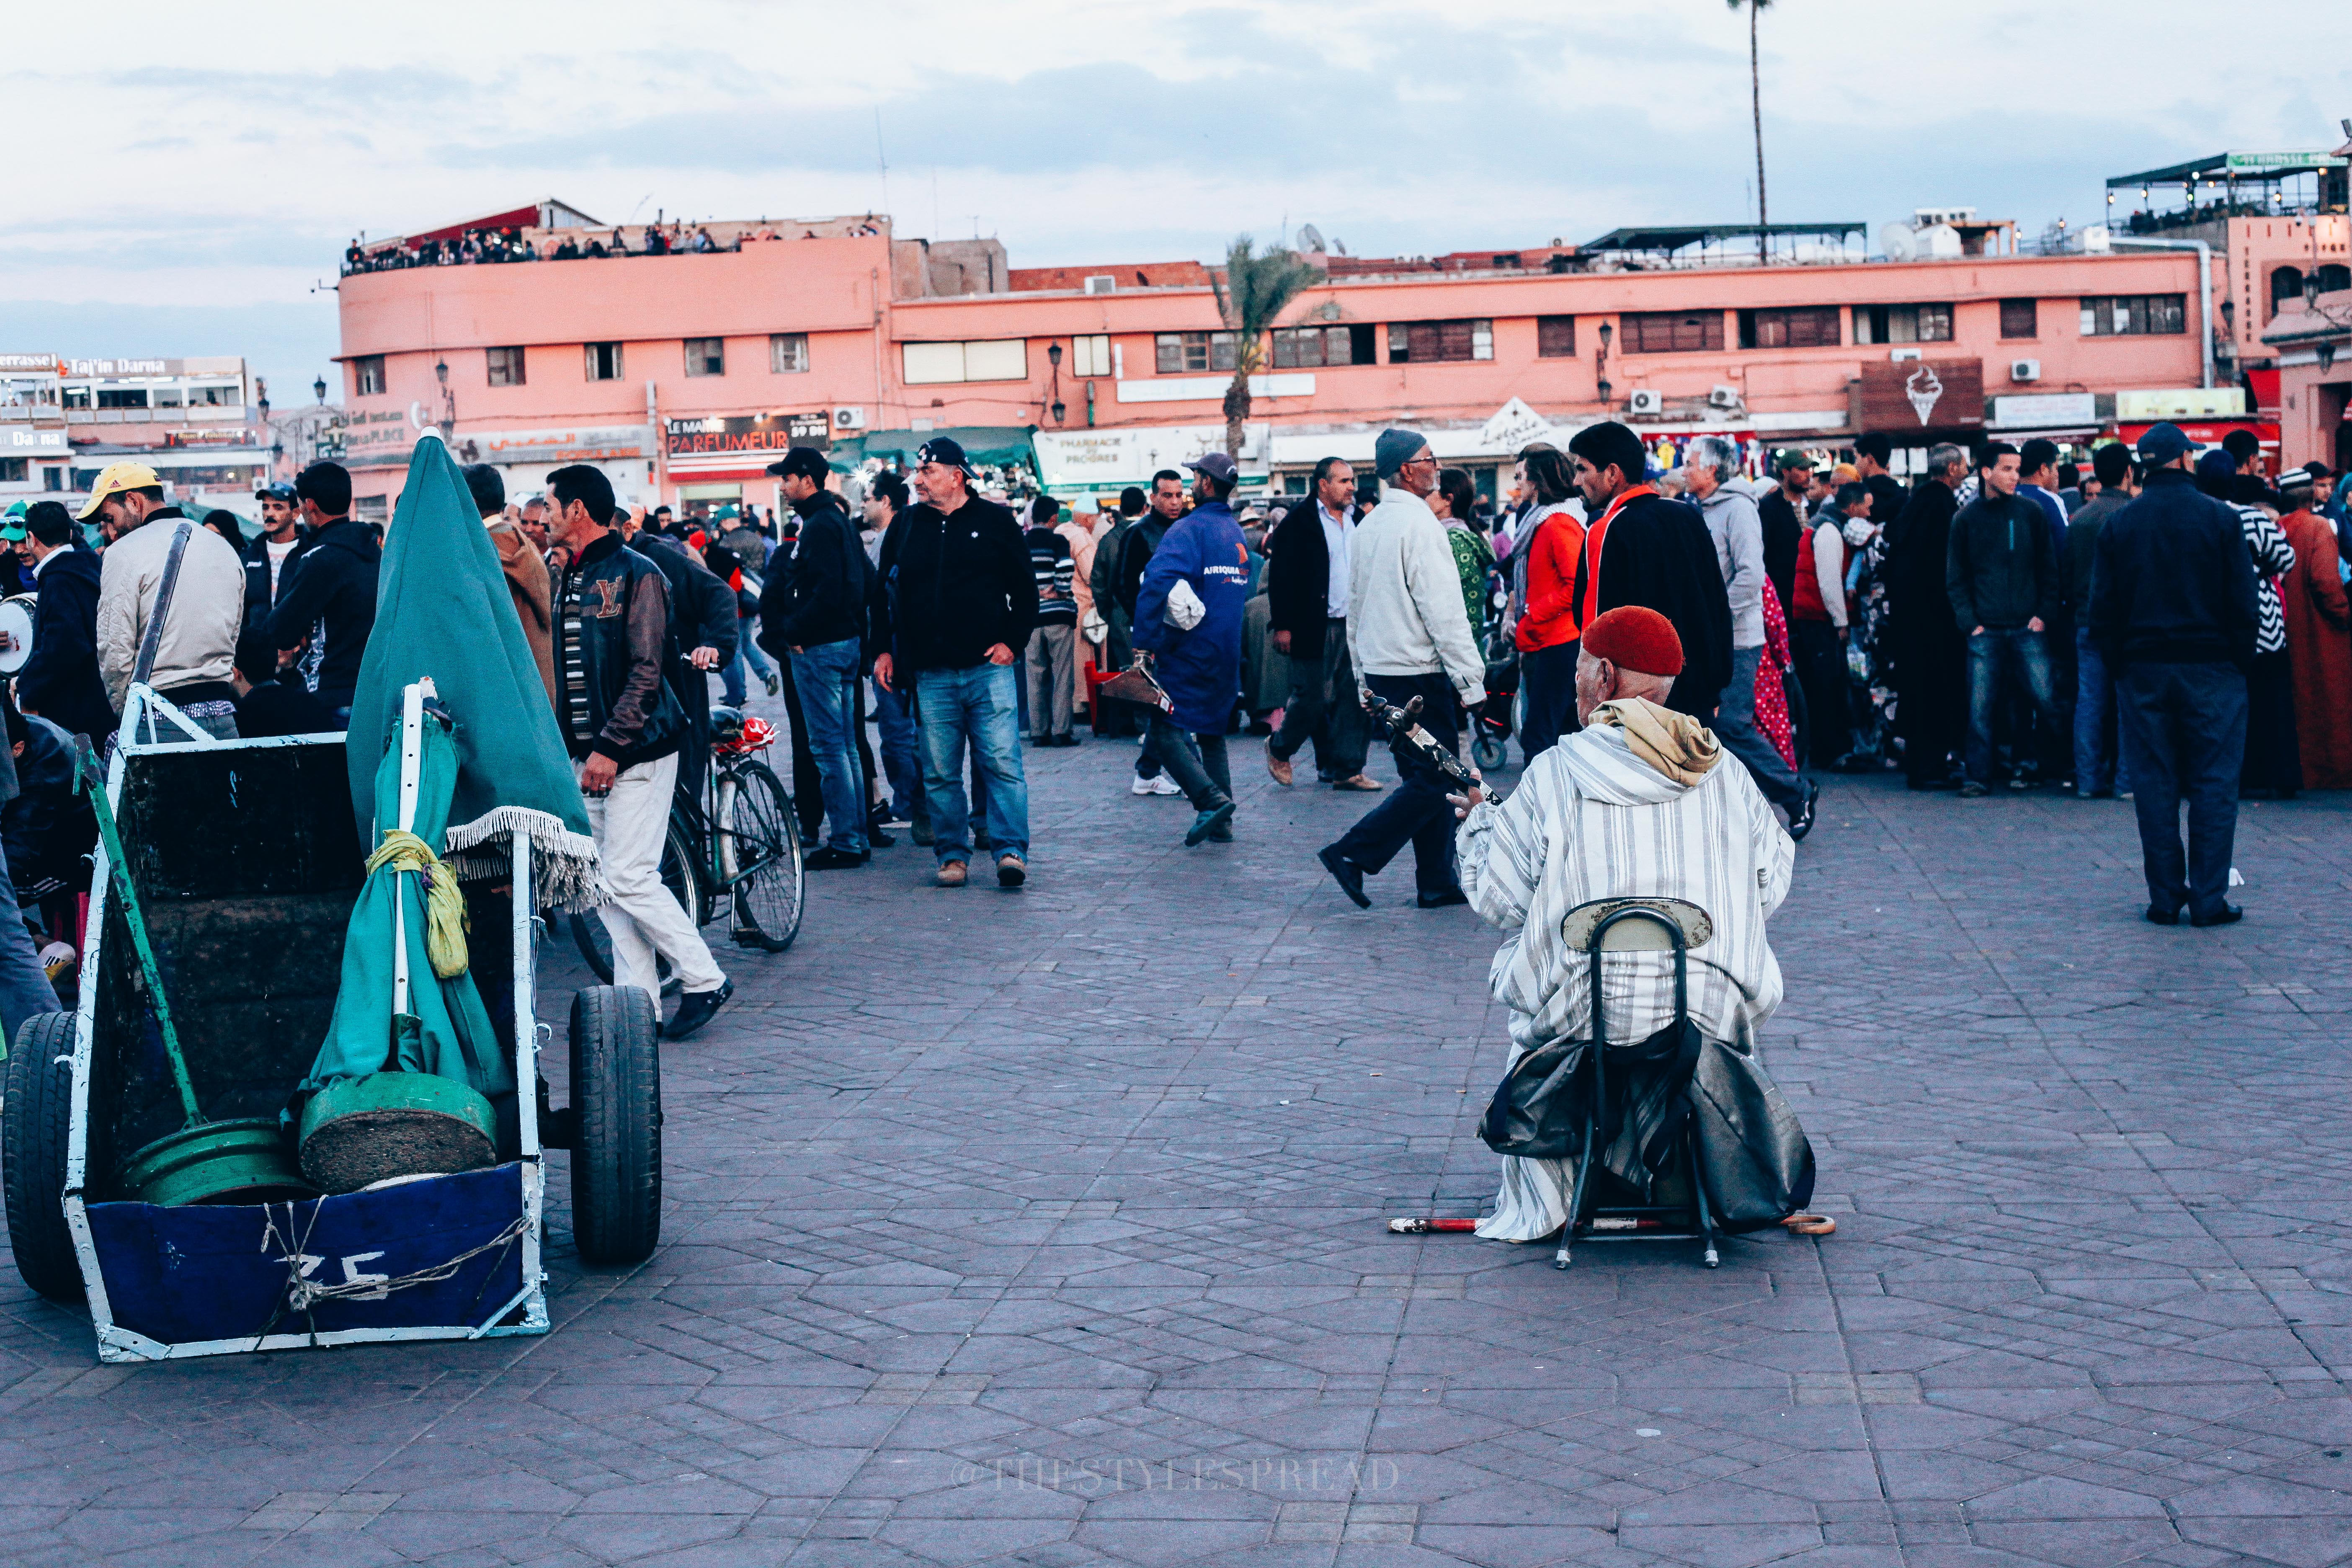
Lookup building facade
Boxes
[330,208,2223,518]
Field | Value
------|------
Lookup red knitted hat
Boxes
[1581,606,1683,677]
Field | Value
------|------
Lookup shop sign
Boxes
[1033,424,1259,490]
[665,411,829,456]
[1990,392,2097,429]
[2,428,67,453]
[457,426,650,466]
[1478,397,1561,451]
[343,408,421,466]
[1857,359,1983,431]
[2115,387,2246,420]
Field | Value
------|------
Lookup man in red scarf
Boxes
[1564,421,1733,719]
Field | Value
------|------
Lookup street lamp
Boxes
[1047,343,1062,369]
[313,374,327,404]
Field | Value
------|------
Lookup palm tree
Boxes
[1212,236,1326,459]
[1727,0,1773,253]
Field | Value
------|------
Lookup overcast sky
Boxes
[8,0,2347,402]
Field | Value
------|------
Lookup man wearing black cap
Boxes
[871,437,1038,887]
[243,481,308,651]
[1758,451,1813,620]
[1133,452,1250,846]
[760,445,870,869]
[2090,423,2259,926]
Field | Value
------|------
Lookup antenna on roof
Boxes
[874,106,891,217]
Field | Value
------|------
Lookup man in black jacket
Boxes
[871,437,1038,888]
[1886,444,1968,788]
[1854,433,1911,548]
[547,464,730,1039]
[242,482,309,646]
[2089,423,2260,926]
[1565,422,1734,718]
[1945,442,2063,796]
[8,501,114,744]
[264,461,378,724]
[1264,456,1374,789]
[1088,486,1149,738]
[760,446,869,868]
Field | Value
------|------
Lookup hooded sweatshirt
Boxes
[1456,696,1791,1057]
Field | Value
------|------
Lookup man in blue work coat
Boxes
[1135,452,1252,846]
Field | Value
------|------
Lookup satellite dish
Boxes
[1879,222,1917,263]
[1297,223,1327,254]
[1332,237,1348,256]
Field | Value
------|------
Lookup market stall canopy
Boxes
[851,426,1039,468]
[347,431,606,913]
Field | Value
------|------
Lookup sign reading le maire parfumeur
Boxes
[665,411,830,456]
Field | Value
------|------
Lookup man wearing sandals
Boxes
[1451,607,1805,1242]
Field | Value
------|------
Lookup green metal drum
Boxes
[297,1072,498,1195]
[122,1119,315,1208]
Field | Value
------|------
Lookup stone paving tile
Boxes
[7,717,2352,1567]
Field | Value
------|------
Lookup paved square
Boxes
[6,730,2351,1568]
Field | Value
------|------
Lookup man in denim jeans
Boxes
[1945,443,2064,797]
[764,447,870,869]
[2064,442,2137,797]
[871,438,1038,888]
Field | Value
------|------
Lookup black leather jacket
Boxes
[553,532,685,767]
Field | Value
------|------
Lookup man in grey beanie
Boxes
[1319,429,1488,909]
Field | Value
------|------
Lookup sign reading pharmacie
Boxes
[665,411,830,457]
[1032,424,1263,491]
[1857,358,1985,433]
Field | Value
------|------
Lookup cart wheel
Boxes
[568,985,661,1266]
[1473,735,1507,773]
[4,1012,83,1302]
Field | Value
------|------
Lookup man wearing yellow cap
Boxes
[83,462,248,741]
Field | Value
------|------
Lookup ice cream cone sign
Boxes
[1904,362,1945,425]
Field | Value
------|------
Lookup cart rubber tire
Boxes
[4,1012,83,1302]
[1472,735,1507,773]
[568,985,662,1267]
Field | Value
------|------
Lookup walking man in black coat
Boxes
[1264,456,1375,791]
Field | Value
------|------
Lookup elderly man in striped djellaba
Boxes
[1449,605,1816,1246]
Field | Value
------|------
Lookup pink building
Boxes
[334,209,2220,519]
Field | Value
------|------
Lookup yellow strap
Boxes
[367,829,471,980]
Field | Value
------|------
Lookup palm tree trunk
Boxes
[1223,369,1249,460]
[1749,3,1768,253]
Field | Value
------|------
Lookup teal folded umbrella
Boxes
[299,697,508,1101]
[346,430,606,913]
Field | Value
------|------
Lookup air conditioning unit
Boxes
[2009,360,2042,384]
[833,406,867,431]
[1888,347,1923,362]
[1626,388,1665,416]
[1707,384,1741,410]
[1083,275,1116,295]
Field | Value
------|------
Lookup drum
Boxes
[0,594,34,675]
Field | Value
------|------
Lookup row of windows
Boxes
[356,334,816,395]
[349,292,2195,400]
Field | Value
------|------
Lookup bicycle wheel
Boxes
[719,760,803,952]
[566,818,702,990]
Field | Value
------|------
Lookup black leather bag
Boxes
[1478,1019,1702,1170]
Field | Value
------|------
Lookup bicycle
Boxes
[571,706,805,983]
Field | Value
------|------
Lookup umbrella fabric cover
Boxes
[345,432,606,913]
[299,712,510,1099]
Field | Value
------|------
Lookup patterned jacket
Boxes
[552,532,684,768]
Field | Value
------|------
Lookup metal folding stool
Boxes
[1555,896,1720,1271]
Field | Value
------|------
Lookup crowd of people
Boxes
[4,409,2345,1060]
[339,217,880,274]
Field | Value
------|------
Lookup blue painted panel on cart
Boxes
[86,1163,529,1346]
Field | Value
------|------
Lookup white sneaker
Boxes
[1132,773,1182,796]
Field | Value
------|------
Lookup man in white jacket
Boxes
[86,462,247,742]
[1318,428,1486,910]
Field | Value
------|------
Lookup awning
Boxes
[853,426,1039,468]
